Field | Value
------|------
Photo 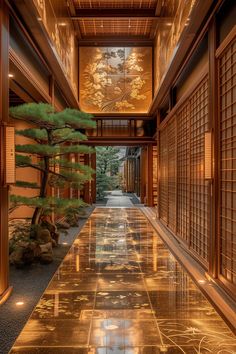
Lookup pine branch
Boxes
[16,144,60,156]
[16,154,32,167]
[57,145,94,156]
[52,129,87,145]
[15,181,40,189]
[16,128,48,141]
[49,159,94,174]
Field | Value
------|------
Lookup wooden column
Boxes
[48,75,55,221]
[146,144,153,206]
[83,154,90,204]
[0,0,12,303]
[140,147,147,204]
[90,152,96,203]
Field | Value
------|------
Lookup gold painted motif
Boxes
[33,0,78,95]
[79,47,152,113]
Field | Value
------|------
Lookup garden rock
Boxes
[39,242,52,254]
[38,229,52,244]
[40,252,53,264]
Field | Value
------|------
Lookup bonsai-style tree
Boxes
[10,103,96,225]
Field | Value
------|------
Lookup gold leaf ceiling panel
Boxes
[79,19,153,37]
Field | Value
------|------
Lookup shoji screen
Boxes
[189,77,209,262]
[168,117,177,233]
[177,102,190,244]
[152,145,158,206]
[159,129,168,222]
[218,36,236,288]
[159,75,210,265]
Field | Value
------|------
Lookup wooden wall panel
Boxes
[159,129,168,222]
[167,117,177,233]
[159,75,210,266]
[152,145,158,206]
[177,102,190,244]
[189,77,209,262]
[218,35,236,288]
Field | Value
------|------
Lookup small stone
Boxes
[40,242,52,253]
[40,252,53,264]
[38,229,52,244]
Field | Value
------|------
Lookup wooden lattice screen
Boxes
[159,129,168,222]
[159,75,210,265]
[218,35,236,287]
[152,145,158,206]
[177,102,190,244]
[167,117,177,233]
[189,77,209,262]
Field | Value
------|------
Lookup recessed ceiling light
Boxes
[8,74,14,78]
[16,301,24,306]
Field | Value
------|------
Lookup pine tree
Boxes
[10,103,96,225]
[96,146,122,199]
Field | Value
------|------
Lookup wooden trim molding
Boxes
[216,25,236,58]
[12,0,80,109]
[9,47,51,103]
[0,0,10,302]
[159,66,208,131]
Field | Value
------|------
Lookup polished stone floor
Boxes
[10,208,236,353]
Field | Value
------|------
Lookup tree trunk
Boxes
[31,156,49,225]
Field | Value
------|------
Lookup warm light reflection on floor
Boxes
[10,208,236,353]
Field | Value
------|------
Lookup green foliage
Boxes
[16,128,48,140]
[15,181,39,189]
[96,146,122,199]
[50,159,94,174]
[10,103,96,224]
[16,144,59,156]
[15,154,32,166]
[10,195,87,214]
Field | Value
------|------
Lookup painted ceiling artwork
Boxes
[79,47,152,113]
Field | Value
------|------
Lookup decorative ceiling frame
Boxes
[69,0,170,43]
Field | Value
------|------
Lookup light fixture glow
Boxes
[204,131,212,179]
[8,74,14,78]
[198,279,206,285]
[16,301,24,306]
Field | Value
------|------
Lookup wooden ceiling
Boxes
[73,0,157,9]
[69,0,172,41]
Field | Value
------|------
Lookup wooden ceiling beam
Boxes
[155,0,162,16]
[73,8,157,18]
[78,37,153,46]
[84,137,156,146]
[67,0,82,39]
[72,16,172,22]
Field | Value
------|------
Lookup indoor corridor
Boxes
[10,208,236,354]
[105,191,135,208]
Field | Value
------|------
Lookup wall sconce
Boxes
[4,126,16,184]
[204,131,212,180]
